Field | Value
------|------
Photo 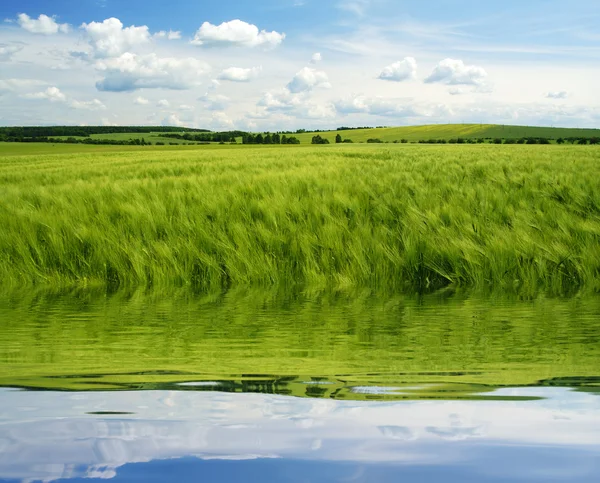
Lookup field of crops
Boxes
[0,143,599,291]
[296,124,600,144]
[33,123,600,146]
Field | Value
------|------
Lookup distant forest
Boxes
[0,126,209,138]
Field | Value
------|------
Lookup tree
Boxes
[255,134,264,144]
[281,135,288,144]
[335,134,342,144]
[312,135,330,144]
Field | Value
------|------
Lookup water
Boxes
[1,288,599,482]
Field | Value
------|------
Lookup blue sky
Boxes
[0,0,599,129]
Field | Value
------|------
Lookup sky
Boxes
[0,0,599,130]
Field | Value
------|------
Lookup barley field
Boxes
[1,143,599,291]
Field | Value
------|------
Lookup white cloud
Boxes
[81,18,151,58]
[179,104,195,111]
[191,19,285,48]
[22,86,66,102]
[101,117,119,126]
[546,91,568,99]
[95,53,211,92]
[157,99,170,108]
[217,66,262,82]
[334,95,421,118]
[258,89,335,119]
[448,87,466,96]
[425,58,488,86]
[0,78,46,95]
[199,93,230,111]
[287,67,331,93]
[161,113,186,127]
[70,99,106,110]
[210,112,235,130]
[378,57,417,82]
[134,96,149,105]
[17,13,69,35]
[259,88,304,112]
[310,53,322,64]
[154,30,182,40]
[0,43,24,61]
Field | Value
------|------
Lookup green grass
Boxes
[52,132,195,144]
[294,124,600,143]
[41,123,600,145]
[1,143,599,291]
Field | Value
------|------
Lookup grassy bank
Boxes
[1,143,599,291]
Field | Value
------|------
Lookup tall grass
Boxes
[0,144,599,291]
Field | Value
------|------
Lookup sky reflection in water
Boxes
[1,386,600,482]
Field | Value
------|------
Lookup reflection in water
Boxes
[0,288,600,481]
[1,387,600,482]
[1,288,600,397]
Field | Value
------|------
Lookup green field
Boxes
[53,132,196,144]
[31,123,600,145]
[1,143,599,291]
[295,124,600,144]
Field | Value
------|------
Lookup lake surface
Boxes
[1,288,599,482]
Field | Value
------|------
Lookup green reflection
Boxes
[0,288,599,400]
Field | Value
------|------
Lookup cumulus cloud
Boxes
[378,57,417,82]
[22,86,66,102]
[0,43,24,61]
[81,18,151,58]
[161,113,186,127]
[134,96,149,105]
[259,88,303,112]
[546,91,568,99]
[287,67,331,93]
[154,30,182,40]
[258,89,335,119]
[94,53,211,92]
[448,87,466,96]
[199,93,230,111]
[310,53,322,64]
[179,104,195,111]
[157,99,170,108]
[17,13,69,34]
[210,112,235,130]
[217,66,262,82]
[0,78,46,95]
[425,58,488,86]
[334,95,421,118]
[191,19,285,48]
[70,99,106,110]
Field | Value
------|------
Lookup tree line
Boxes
[242,133,300,144]
[415,137,599,145]
[161,131,246,143]
[0,126,208,140]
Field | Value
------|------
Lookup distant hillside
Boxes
[0,126,209,138]
[2,124,599,146]
[293,124,600,144]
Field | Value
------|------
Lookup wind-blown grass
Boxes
[1,143,599,291]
